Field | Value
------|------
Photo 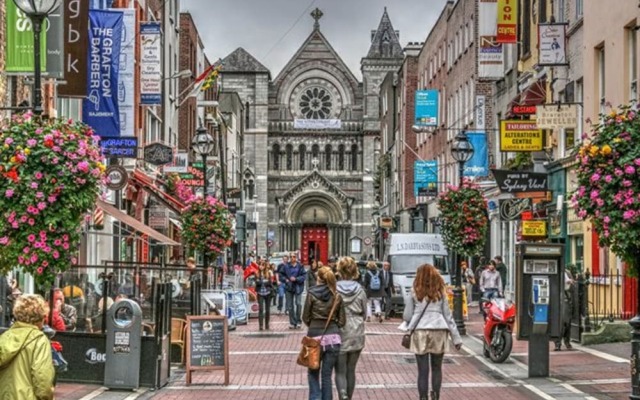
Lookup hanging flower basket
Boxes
[572,104,640,272]
[0,113,106,286]
[437,181,489,258]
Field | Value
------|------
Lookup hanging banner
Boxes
[414,160,438,197]
[46,4,64,79]
[496,0,518,44]
[536,104,578,129]
[59,0,89,97]
[475,95,486,130]
[465,132,489,177]
[414,90,439,127]
[478,0,503,79]
[140,22,162,105]
[6,0,47,72]
[83,10,123,137]
[500,120,543,151]
[293,119,342,129]
[113,9,136,137]
[539,23,568,66]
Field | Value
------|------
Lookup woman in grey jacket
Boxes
[334,257,368,400]
[401,264,462,400]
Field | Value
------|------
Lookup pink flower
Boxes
[624,210,637,220]
[604,175,613,183]
[35,192,44,198]
[23,247,30,254]
[52,251,60,259]
[5,189,14,198]
[624,180,633,187]
[54,239,62,246]
[577,210,587,218]
[604,216,611,224]
[62,243,69,250]
[4,137,14,145]
[27,234,36,242]
[0,237,8,245]
[30,182,38,189]
[48,196,57,203]
[625,165,636,175]
[590,190,600,200]
[590,173,601,182]
[37,202,47,210]
[26,138,37,147]
[27,218,35,226]
[30,254,38,263]
[37,267,43,274]
[77,161,90,173]
[34,172,43,180]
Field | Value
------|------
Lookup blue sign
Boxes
[415,90,439,127]
[83,10,123,138]
[414,160,438,197]
[465,131,489,177]
[100,136,138,158]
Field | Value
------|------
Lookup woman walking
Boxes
[254,260,275,331]
[363,261,385,323]
[335,257,368,400]
[0,294,55,399]
[302,267,346,400]
[401,264,462,400]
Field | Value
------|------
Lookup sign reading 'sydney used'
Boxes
[500,120,543,151]
[492,170,547,193]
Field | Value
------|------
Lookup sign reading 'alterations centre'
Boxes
[500,120,543,151]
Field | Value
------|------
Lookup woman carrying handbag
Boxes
[399,264,462,400]
[302,267,346,400]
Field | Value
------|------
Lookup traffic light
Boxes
[235,210,246,242]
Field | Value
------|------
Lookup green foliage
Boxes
[180,196,234,261]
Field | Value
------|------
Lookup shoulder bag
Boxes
[401,299,430,349]
[296,296,340,370]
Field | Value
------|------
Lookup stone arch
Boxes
[286,191,344,224]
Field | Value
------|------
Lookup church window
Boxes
[244,179,255,199]
[299,87,333,119]
[272,143,280,170]
[325,144,332,170]
[286,144,293,171]
[338,144,345,170]
[299,144,306,170]
[312,144,320,161]
[350,144,358,170]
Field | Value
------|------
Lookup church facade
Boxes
[219,8,404,264]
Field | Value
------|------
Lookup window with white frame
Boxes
[628,26,638,102]
[576,0,583,19]
[469,19,474,45]
[556,0,565,23]
[598,46,606,114]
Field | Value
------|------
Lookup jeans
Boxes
[286,291,302,326]
[308,344,340,400]
[416,353,444,398]
[367,297,382,318]
[335,349,362,400]
[277,284,285,311]
[258,294,271,329]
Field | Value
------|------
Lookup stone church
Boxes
[219,8,404,265]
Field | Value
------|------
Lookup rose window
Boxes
[299,87,333,119]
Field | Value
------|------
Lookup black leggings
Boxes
[416,353,444,398]
[335,349,362,399]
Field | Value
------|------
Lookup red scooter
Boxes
[482,296,516,363]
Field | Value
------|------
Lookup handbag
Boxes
[296,296,339,370]
[401,299,430,349]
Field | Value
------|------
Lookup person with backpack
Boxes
[363,261,384,323]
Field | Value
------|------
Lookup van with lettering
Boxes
[386,233,450,313]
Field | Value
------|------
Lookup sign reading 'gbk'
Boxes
[492,169,547,193]
[143,143,173,166]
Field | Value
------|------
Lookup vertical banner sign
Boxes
[414,160,438,197]
[45,5,64,79]
[538,24,568,66]
[475,95,486,131]
[414,90,439,127]
[59,0,89,97]
[478,0,504,79]
[83,10,123,137]
[465,132,489,177]
[6,0,47,72]
[140,23,162,105]
[496,0,518,44]
[112,9,136,137]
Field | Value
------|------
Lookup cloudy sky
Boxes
[181,0,448,79]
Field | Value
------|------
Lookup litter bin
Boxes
[104,299,142,390]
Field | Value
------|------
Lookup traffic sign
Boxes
[363,237,372,246]
[266,239,274,248]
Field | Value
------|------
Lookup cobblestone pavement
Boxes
[55,308,631,400]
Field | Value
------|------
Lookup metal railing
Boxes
[582,271,637,330]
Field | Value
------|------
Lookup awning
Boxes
[96,199,181,246]
[508,79,547,116]
[169,218,182,230]
[130,169,185,215]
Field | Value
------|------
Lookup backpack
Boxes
[368,270,381,291]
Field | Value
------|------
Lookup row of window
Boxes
[597,25,638,115]
[271,143,359,171]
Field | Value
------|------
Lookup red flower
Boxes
[5,168,19,183]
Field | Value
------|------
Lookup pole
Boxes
[202,153,210,290]
[32,16,44,116]
[453,160,467,335]
[630,251,640,398]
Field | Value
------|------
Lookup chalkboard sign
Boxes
[185,315,229,386]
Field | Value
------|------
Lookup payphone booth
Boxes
[515,243,564,377]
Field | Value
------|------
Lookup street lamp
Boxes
[13,0,61,116]
[192,125,215,289]
[450,131,474,336]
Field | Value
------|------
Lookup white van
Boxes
[387,233,450,313]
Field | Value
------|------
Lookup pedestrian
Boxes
[479,260,502,317]
[401,264,462,400]
[53,289,77,331]
[494,256,507,292]
[461,261,475,306]
[335,257,367,400]
[554,269,574,351]
[276,256,289,314]
[475,257,487,314]
[363,261,384,323]
[279,253,306,329]
[0,294,55,400]
[254,261,275,331]
[308,260,320,289]
[381,261,395,320]
[302,267,346,400]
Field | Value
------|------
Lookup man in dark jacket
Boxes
[279,253,306,329]
[381,261,395,320]
[494,256,508,291]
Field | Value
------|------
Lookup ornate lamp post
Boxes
[192,125,215,288]
[13,0,61,116]
[450,131,474,335]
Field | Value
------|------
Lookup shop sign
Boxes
[100,136,138,158]
[499,198,531,221]
[536,104,577,129]
[148,207,167,229]
[539,23,568,66]
[105,165,128,191]
[496,0,518,43]
[379,217,394,229]
[143,143,173,166]
[178,165,204,187]
[500,120,543,151]
[522,220,547,237]
[493,170,547,193]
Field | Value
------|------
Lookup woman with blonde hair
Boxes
[0,294,55,399]
[302,267,346,400]
[335,257,367,400]
[401,264,462,400]
[254,260,275,330]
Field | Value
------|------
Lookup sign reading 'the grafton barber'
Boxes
[492,169,548,193]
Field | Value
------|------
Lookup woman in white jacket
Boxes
[401,264,462,400]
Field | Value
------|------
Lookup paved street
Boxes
[55,309,630,400]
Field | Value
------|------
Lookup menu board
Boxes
[185,315,229,386]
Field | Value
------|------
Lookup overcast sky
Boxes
[181,0,448,80]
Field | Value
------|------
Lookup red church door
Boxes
[301,225,329,266]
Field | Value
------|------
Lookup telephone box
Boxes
[515,243,564,341]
